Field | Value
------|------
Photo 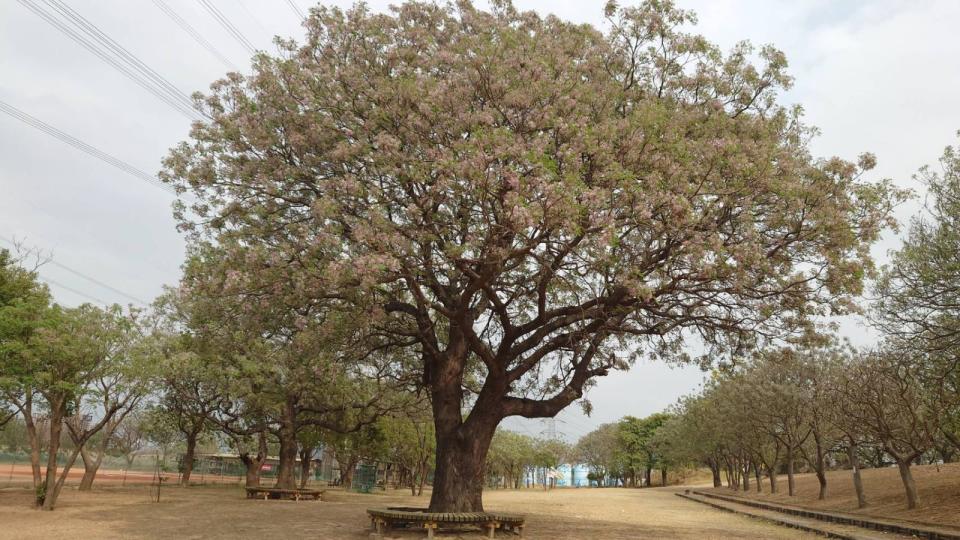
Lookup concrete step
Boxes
[690,490,960,540]
[677,492,919,540]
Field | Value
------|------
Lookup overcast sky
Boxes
[2,0,958,442]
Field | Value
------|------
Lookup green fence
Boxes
[352,463,377,493]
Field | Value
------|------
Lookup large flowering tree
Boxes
[163,0,902,511]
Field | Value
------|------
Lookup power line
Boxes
[48,260,151,306]
[236,0,274,45]
[151,0,238,71]
[285,0,306,21]
[198,0,256,55]
[0,235,150,307]
[556,416,594,434]
[17,0,202,120]
[0,99,176,196]
[39,274,111,306]
[42,0,203,118]
[541,418,558,441]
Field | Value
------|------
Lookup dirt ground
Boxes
[711,462,960,530]
[0,483,819,539]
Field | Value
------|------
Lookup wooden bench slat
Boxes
[366,507,526,530]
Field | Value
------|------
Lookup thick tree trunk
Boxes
[896,459,919,509]
[426,338,502,513]
[754,463,762,493]
[429,422,496,511]
[660,467,667,487]
[239,431,269,488]
[241,455,261,488]
[40,400,90,510]
[767,465,778,494]
[180,431,198,486]
[78,445,104,491]
[847,442,866,508]
[274,429,298,490]
[428,361,500,513]
[741,462,750,492]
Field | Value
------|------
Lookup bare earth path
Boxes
[0,484,818,539]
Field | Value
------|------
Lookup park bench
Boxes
[245,487,324,501]
[367,507,525,539]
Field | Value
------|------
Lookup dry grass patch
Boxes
[0,483,820,539]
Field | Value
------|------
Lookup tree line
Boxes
[573,414,677,488]
[0,248,152,509]
[484,413,688,490]
[659,140,960,510]
[0,245,436,510]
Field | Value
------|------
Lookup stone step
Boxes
[690,490,960,540]
[677,492,918,540]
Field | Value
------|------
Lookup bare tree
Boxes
[111,411,148,469]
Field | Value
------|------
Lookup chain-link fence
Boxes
[1,450,338,489]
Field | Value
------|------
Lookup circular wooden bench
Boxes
[367,507,525,538]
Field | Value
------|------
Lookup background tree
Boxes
[23,304,143,509]
[69,309,153,491]
[753,342,843,500]
[0,247,53,487]
[162,0,902,511]
[381,402,435,495]
[619,413,670,487]
[166,247,407,490]
[576,424,621,486]
[874,137,960,455]
[660,394,728,488]
[875,136,960,356]
[154,346,222,486]
[0,417,30,452]
[533,438,572,490]
[823,354,869,508]
[297,426,324,489]
[747,349,814,496]
[110,410,149,470]
[836,349,942,509]
[486,430,536,489]
[211,394,273,489]
[140,404,182,471]
[325,424,387,488]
